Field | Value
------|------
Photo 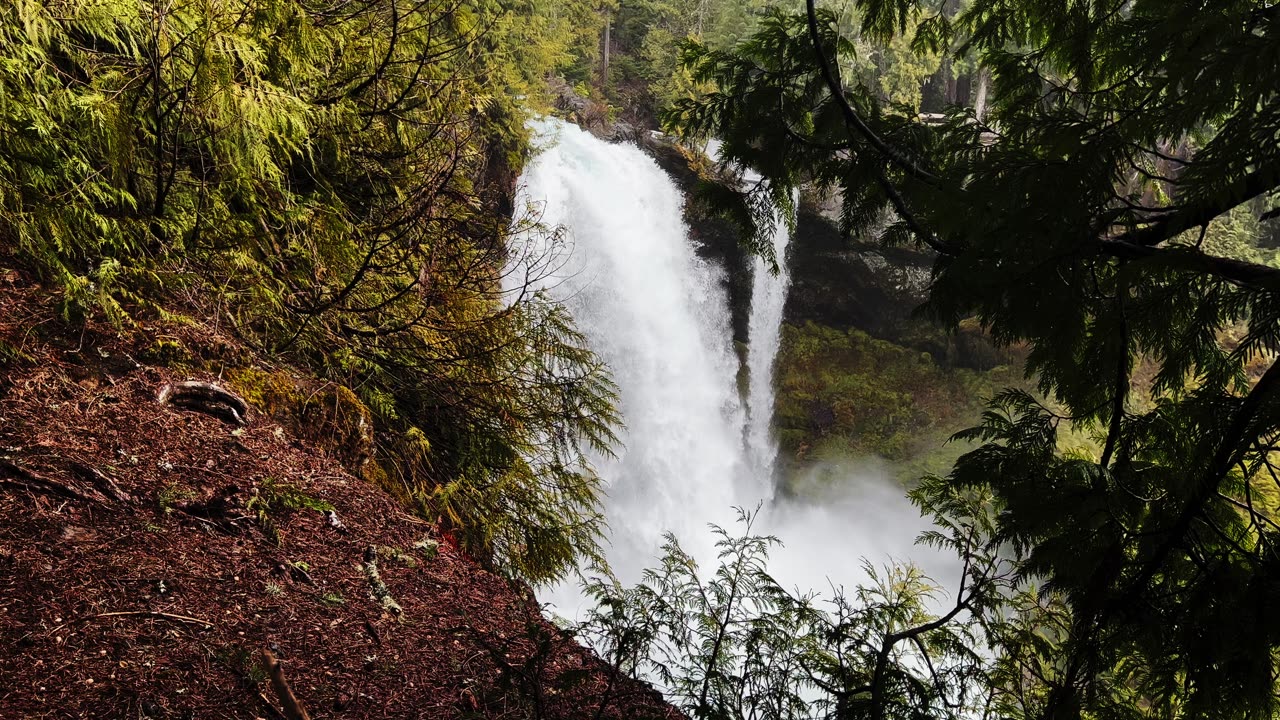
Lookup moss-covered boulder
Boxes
[228,368,378,482]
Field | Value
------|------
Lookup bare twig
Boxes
[93,610,213,627]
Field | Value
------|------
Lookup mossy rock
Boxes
[773,321,1033,491]
[228,368,377,481]
[139,337,192,366]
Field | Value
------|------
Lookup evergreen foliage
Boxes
[579,491,1011,720]
[596,0,962,125]
[0,0,618,584]
[664,0,1280,716]
[601,0,774,113]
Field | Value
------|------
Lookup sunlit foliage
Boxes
[0,0,618,584]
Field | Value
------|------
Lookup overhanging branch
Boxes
[803,0,941,187]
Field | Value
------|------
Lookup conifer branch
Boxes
[1114,163,1280,248]
[1117,357,1280,615]
[1096,239,1280,290]
[803,0,940,187]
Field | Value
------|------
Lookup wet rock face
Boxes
[784,208,931,342]
[546,80,756,344]
[552,105,1009,372]
[634,137,933,358]
[784,206,1017,371]
[548,78,647,144]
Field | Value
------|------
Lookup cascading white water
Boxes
[513,119,751,603]
[700,137,793,493]
[743,207,791,488]
[513,119,950,616]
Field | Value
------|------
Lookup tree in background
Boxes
[591,0,987,129]
[658,0,1280,717]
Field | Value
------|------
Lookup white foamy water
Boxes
[510,119,951,618]
[710,138,795,493]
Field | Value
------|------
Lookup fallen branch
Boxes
[0,459,100,503]
[48,609,216,638]
[93,611,214,628]
[363,546,404,616]
[158,380,249,425]
[257,690,287,720]
[261,649,312,720]
[70,462,133,504]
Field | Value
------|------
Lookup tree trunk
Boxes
[944,59,957,105]
[601,16,611,85]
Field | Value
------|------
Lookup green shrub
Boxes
[773,321,1027,486]
[0,0,619,585]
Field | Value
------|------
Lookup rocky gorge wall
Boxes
[640,130,1029,491]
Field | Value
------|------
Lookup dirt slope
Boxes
[0,276,676,720]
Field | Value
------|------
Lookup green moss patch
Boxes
[774,321,1031,488]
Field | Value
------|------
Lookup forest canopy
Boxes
[651,0,1280,718]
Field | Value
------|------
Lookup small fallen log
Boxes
[260,649,311,720]
[363,545,403,616]
[158,380,249,425]
[46,610,214,637]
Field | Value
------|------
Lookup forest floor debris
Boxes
[0,275,678,720]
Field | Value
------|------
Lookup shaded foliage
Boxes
[664,0,1280,716]
[578,489,1014,720]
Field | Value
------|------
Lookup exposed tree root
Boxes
[159,380,250,425]
[0,459,101,503]
[70,462,133,504]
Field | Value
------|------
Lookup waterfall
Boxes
[702,136,795,495]
[700,137,792,490]
[513,120,750,602]
[512,119,948,617]
[743,206,790,489]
